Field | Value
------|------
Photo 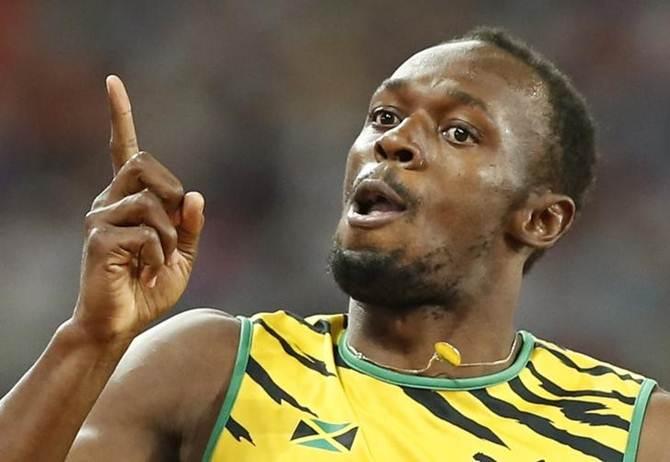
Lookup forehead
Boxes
[389,40,542,96]
[383,40,549,155]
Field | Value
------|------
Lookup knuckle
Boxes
[90,186,111,210]
[122,153,144,175]
[116,164,140,183]
[86,226,109,252]
[136,150,153,163]
[141,228,162,254]
[133,190,160,212]
[83,210,99,231]
[133,190,152,207]
[139,224,158,241]
[167,226,179,246]
[118,151,153,178]
[90,195,105,210]
[165,188,184,210]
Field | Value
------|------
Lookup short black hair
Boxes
[452,26,597,274]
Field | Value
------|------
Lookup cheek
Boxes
[476,163,505,188]
[477,156,526,196]
[415,164,511,246]
[342,134,377,201]
[342,153,362,202]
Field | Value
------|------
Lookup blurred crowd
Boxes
[1,0,668,393]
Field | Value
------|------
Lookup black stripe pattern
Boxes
[246,355,317,416]
[473,453,497,462]
[527,361,636,405]
[283,310,332,334]
[536,343,642,384]
[225,415,255,445]
[508,377,629,430]
[255,318,335,376]
[403,387,508,448]
[470,388,623,460]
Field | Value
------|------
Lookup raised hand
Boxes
[73,76,205,342]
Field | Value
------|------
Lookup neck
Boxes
[345,267,523,379]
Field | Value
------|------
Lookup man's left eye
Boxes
[442,126,478,145]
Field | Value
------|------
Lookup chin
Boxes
[327,238,462,310]
[334,216,408,253]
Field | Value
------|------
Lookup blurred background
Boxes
[1,0,669,393]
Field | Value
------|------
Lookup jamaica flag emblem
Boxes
[290,418,358,452]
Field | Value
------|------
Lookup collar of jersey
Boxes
[338,329,535,390]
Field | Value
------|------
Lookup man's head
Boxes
[329,27,596,310]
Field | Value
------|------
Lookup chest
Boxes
[208,368,631,461]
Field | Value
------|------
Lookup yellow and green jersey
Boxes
[203,311,656,461]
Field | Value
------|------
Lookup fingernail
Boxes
[146,275,157,288]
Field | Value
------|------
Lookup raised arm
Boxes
[0,76,207,461]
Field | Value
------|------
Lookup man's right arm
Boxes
[0,75,223,461]
[68,308,241,462]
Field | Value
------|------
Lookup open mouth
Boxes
[347,179,408,228]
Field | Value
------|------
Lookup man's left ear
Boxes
[508,193,576,250]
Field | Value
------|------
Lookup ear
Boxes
[507,192,576,250]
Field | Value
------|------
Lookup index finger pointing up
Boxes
[106,75,139,175]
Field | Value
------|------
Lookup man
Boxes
[1,27,668,461]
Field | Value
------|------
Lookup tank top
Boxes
[203,310,656,461]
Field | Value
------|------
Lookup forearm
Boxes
[0,319,132,462]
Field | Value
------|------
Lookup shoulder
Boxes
[251,310,344,334]
[74,308,241,452]
[132,307,241,360]
[531,334,665,461]
[118,308,242,426]
[116,308,241,394]
[250,310,345,345]
[530,334,647,387]
[637,388,670,462]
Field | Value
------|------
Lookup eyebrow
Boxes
[376,77,492,119]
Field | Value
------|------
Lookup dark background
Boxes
[1,1,669,393]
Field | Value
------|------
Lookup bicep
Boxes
[66,308,240,462]
[637,389,670,462]
[66,332,181,461]
[69,420,174,462]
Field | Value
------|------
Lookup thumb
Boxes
[177,191,205,260]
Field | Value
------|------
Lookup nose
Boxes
[373,117,426,169]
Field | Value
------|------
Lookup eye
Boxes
[442,125,479,145]
[370,108,401,127]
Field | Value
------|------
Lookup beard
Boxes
[328,240,464,311]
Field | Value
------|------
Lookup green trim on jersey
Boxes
[623,378,657,462]
[202,316,253,462]
[338,329,535,390]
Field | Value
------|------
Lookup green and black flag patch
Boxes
[290,418,358,452]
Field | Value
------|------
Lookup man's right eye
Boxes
[370,108,401,127]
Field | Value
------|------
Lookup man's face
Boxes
[330,40,549,309]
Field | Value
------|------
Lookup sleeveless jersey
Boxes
[203,311,656,461]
